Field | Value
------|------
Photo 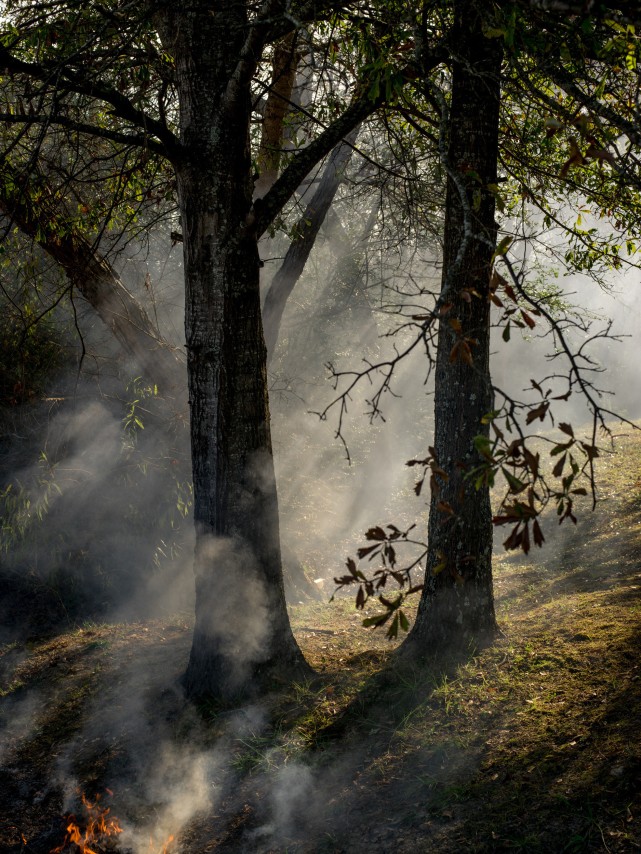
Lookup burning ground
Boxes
[2,431,641,853]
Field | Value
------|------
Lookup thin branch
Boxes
[499,253,639,508]
[253,44,448,237]
[0,44,182,161]
[0,113,168,157]
[225,0,286,110]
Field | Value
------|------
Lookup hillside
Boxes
[1,430,641,853]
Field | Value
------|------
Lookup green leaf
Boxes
[474,434,493,459]
[494,236,513,257]
[362,612,390,628]
[502,468,528,494]
[487,183,506,212]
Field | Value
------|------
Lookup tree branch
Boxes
[0,159,183,394]
[262,124,359,356]
[0,113,169,157]
[0,44,183,162]
[252,56,443,237]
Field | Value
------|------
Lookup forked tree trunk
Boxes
[161,3,309,699]
[404,0,502,654]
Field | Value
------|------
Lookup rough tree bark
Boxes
[404,0,502,654]
[157,3,316,699]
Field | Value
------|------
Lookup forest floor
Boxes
[2,430,641,853]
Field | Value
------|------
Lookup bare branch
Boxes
[252,43,447,237]
[0,44,182,161]
[0,112,169,157]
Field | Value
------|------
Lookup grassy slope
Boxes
[1,433,641,853]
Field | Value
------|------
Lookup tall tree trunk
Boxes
[254,32,299,199]
[404,0,502,654]
[163,3,309,699]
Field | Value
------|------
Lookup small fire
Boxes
[51,792,122,854]
[150,834,175,854]
[49,791,176,854]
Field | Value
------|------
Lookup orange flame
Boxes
[50,792,122,854]
[150,834,175,853]
[50,791,176,854]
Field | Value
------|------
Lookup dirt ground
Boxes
[2,431,641,853]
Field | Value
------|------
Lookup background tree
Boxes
[331,0,641,648]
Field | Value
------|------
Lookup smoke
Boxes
[0,223,197,640]
[0,389,194,633]
[267,208,641,599]
[192,535,273,693]
[46,647,277,854]
[119,744,215,853]
[117,230,186,352]
[268,232,440,584]
[261,761,315,839]
[491,262,641,436]
[0,689,41,766]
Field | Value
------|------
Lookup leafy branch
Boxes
[333,522,426,640]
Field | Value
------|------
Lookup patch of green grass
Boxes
[0,678,26,698]
[231,732,282,774]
